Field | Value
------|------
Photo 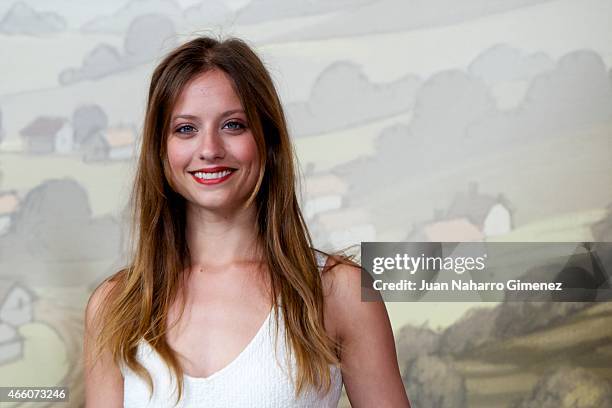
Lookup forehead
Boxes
[172,69,243,114]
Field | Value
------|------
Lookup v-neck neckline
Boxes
[183,305,275,382]
[140,304,276,383]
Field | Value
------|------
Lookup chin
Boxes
[188,198,239,211]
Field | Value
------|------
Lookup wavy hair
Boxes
[90,35,359,405]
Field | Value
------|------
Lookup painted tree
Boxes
[72,104,108,148]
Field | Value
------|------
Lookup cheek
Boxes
[164,139,194,192]
[234,137,259,167]
[166,139,191,172]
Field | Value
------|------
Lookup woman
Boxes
[84,36,410,407]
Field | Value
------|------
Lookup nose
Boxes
[198,126,225,161]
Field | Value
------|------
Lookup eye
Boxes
[175,124,197,134]
[223,121,246,131]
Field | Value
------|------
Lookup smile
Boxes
[191,169,235,185]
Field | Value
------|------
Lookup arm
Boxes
[84,281,124,407]
[323,261,411,408]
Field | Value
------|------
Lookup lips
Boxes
[189,167,236,185]
[189,166,236,173]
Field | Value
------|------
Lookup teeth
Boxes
[193,170,233,180]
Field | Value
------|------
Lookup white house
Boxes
[446,182,514,238]
[0,281,35,365]
[54,121,75,154]
[0,281,35,327]
[20,116,71,154]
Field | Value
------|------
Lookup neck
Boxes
[184,201,264,269]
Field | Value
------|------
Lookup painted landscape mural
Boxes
[0,0,611,406]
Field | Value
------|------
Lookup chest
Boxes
[164,265,340,379]
[165,270,274,379]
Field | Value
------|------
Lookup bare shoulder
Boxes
[84,276,125,407]
[85,278,120,331]
[320,254,362,305]
[319,255,374,343]
[319,254,411,406]
[320,255,387,338]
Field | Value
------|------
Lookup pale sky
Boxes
[0,0,252,28]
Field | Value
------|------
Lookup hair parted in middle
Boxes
[91,35,359,405]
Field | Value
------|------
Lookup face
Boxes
[165,68,260,213]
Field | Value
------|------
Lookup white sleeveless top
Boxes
[121,253,343,407]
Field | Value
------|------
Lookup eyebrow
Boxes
[171,109,245,122]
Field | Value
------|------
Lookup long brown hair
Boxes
[90,35,358,404]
